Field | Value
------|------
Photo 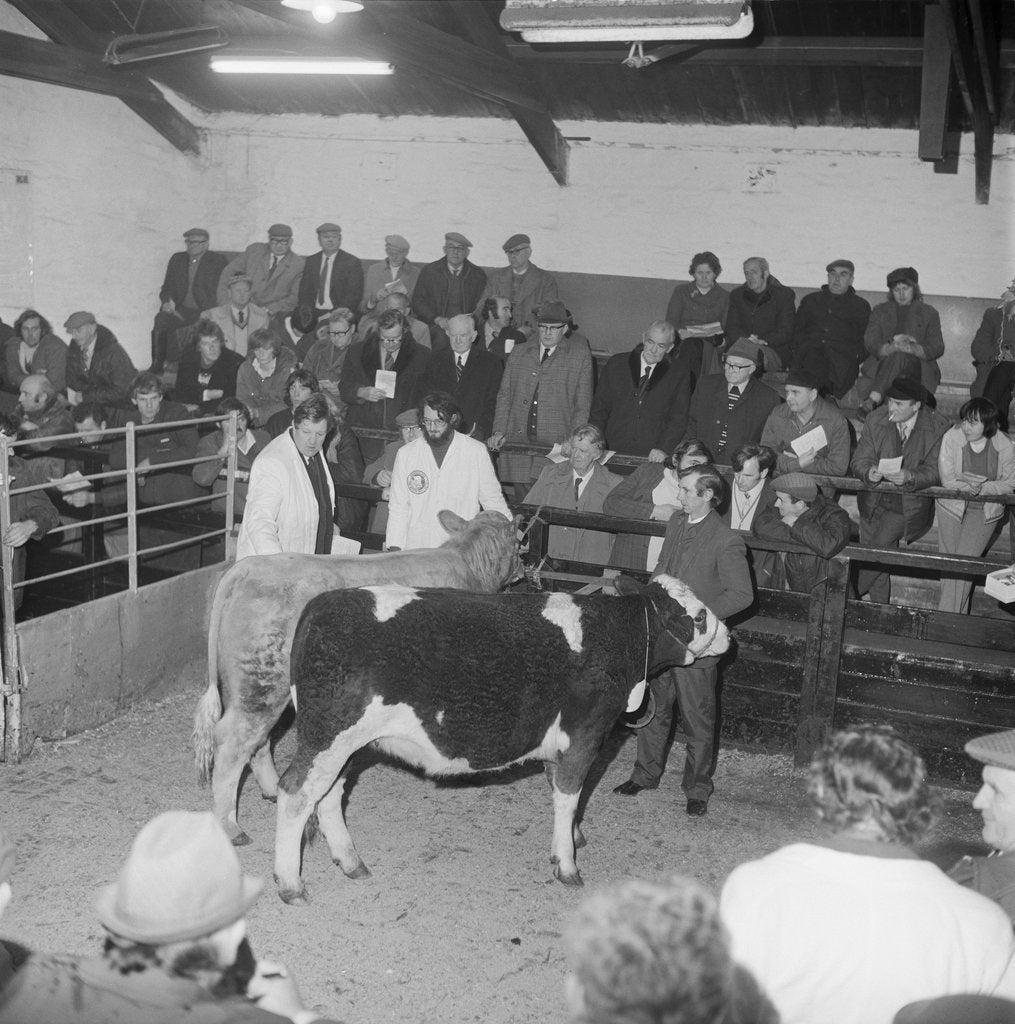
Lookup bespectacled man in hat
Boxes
[851,376,950,603]
[476,232,559,342]
[0,812,342,1022]
[297,221,364,315]
[217,223,307,322]
[151,227,228,373]
[411,231,488,352]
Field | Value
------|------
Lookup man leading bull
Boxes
[614,463,753,817]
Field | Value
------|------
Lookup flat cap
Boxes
[885,377,926,403]
[536,300,569,325]
[444,232,472,249]
[395,408,421,427]
[316,222,341,234]
[503,233,531,252]
[965,729,1015,771]
[772,473,817,503]
[183,227,209,241]
[725,338,762,365]
[826,258,855,274]
[267,223,292,238]
[385,234,410,253]
[227,272,253,287]
[785,368,821,391]
[887,266,919,288]
[64,311,96,331]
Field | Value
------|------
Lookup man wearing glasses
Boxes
[684,338,782,464]
[411,232,488,353]
[216,222,305,328]
[590,319,690,459]
[477,233,559,341]
[489,300,593,502]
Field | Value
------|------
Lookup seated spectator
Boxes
[192,398,269,516]
[686,338,782,464]
[751,472,852,591]
[360,233,419,314]
[5,309,67,393]
[590,319,689,460]
[723,257,796,372]
[666,251,729,391]
[203,273,271,354]
[564,874,777,1024]
[0,413,59,614]
[265,368,320,439]
[477,233,559,342]
[300,307,356,409]
[977,276,1015,427]
[725,442,777,533]
[236,328,298,428]
[851,378,950,604]
[362,407,422,535]
[858,267,944,417]
[720,724,1015,1024]
[761,368,851,477]
[64,311,135,409]
[173,318,243,416]
[791,258,871,400]
[289,306,328,361]
[524,423,621,569]
[58,403,128,517]
[411,231,487,352]
[0,812,341,1023]
[477,296,526,363]
[15,374,74,453]
[936,397,1015,613]
[604,438,713,572]
[357,291,431,351]
[110,372,204,507]
[216,222,306,323]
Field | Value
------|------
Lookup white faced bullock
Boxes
[273,574,729,904]
[193,510,520,845]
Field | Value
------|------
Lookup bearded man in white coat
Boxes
[386,391,511,550]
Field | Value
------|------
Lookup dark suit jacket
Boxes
[158,250,228,312]
[603,462,669,571]
[339,338,430,434]
[590,347,690,457]
[685,374,783,463]
[481,325,528,365]
[173,346,244,414]
[420,345,503,441]
[298,249,365,312]
[412,259,488,326]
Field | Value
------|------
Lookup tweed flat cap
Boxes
[316,222,341,234]
[267,223,292,238]
[887,266,919,288]
[444,232,472,248]
[395,408,421,427]
[183,227,209,241]
[503,233,531,252]
[885,377,926,403]
[965,729,1015,771]
[772,473,817,502]
[725,338,762,365]
[826,258,855,274]
[64,311,96,331]
[385,234,410,253]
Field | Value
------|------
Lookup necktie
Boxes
[456,354,464,381]
[317,254,331,306]
[541,347,550,363]
[897,422,909,445]
[384,352,394,371]
[638,367,651,397]
[237,310,246,328]
[574,478,581,505]
[269,255,278,275]
[716,386,741,453]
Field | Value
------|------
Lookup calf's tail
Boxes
[193,582,225,785]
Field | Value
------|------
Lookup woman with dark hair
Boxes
[665,251,729,390]
[721,725,1015,1024]
[265,368,320,439]
[174,318,243,416]
[858,267,944,417]
[937,396,1015,613]
[5,309,67,392]
[235,329,297,427]
[192,398,269,514]
[603,439,714,571]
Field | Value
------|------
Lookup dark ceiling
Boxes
[1,1,1011,200]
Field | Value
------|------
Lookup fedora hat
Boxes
[96,811,262,945]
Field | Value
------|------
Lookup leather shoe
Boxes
[613,780,652,796]
[685,799,708,817]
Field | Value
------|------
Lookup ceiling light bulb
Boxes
[312,2,337,23]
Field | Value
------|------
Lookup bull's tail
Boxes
[193,574,227,785]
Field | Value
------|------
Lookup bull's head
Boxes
[437,509,525,589]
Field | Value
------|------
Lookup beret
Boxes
[826,259,855,273]
[183,227,209,241]
[771,473,817,502]
[503,233,531,252]
[267,223,292,238]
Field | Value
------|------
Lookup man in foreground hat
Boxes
[64,311,136,408]
[684,337,782,463]
[411,232,488,352]
[477,233,558,341]
[760,367,851,477]
[298,221,364,315]
[851,376,949,603]
[751,472,852,591]
[361,234,419,314]
[151,227,228,373]
[217,223,306,322]
[204,273,271,353]
[950,728,1015,922]
[0,812,341,1022]
[791,258,871,399]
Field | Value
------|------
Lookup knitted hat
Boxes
[887,267,919,289]
[772,473,817,503]
[965,729,1015,772]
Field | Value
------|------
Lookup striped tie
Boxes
[456,354,464,381]
[574,478,581,505]
[718,385,741,452]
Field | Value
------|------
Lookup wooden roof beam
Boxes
[919,5,953,162]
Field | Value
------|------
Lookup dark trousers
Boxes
[855,507,906,603]
[983,362,1015,432]
[151,307,200,370]
[630,661,718,801]
[860,351,923,401]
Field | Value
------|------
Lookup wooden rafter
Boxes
[919,5,953,162]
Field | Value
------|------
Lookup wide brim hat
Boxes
[725,338,762,365]
[785,368,821,391]
[96,811,262,945]
[536,300,569,324]
[885,377,926,403]
[965,729,1015,771]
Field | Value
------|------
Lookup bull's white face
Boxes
[653,574,730,660]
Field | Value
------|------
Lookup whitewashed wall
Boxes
[1,0,1012,372]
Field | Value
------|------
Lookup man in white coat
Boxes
[237,393,336,558]
[386,391,511,550]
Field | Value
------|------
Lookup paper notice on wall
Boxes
[877,456,903,475]
[790,425,827,458]
[375,369,397,399]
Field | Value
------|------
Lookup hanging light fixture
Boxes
[280,0,364,24]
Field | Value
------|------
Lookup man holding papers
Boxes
[850,377,949,603]
[760,368,851,477]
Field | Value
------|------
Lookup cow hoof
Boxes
[573,826,587,850]
[336,860,371,880]
[552,865,584,887]
[278,886,309,906]
[230,831,252,847]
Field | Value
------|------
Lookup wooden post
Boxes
[795,555,850,766]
